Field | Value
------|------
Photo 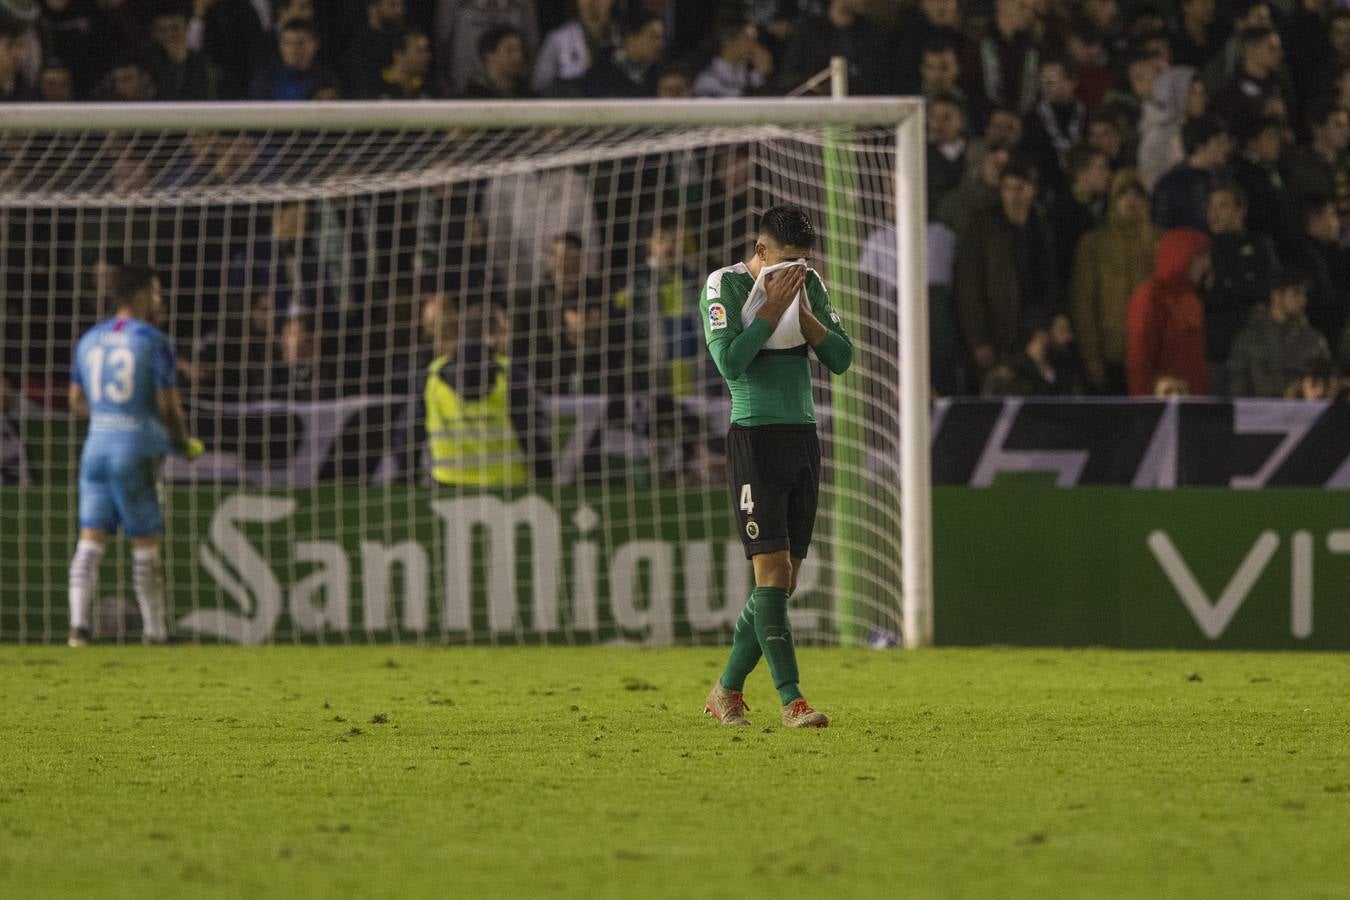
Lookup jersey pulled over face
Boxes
[700,262,850,426]
[741,260,809,349]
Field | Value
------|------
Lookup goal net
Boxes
[0,100,928,647]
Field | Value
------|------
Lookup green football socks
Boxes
[752,586,802,705]
[719,592,762,692]
[719,585,803,705]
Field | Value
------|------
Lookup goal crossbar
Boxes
[0,98,921,132]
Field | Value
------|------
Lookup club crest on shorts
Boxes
[745,520,760,539]
[708,302,728,330]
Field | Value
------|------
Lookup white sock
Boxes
[68,539,104,632]
[132,546,168,642]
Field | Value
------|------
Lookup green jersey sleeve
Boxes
[806,271,853,375]
[701,269,772,381]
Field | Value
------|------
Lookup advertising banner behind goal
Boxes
[0,485,838,646]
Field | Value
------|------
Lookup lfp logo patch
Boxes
[708,302,728,331]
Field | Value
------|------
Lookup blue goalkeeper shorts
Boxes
[78,447,164,537]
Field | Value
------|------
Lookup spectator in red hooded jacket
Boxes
[1126,228,1212,395]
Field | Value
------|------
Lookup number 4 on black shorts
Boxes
[727,424,821,561]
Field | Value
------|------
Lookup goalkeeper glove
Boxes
[184,437,205,461]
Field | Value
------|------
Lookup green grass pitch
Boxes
[2,646,1348,898]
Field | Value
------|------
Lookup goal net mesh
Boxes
[0,112,904,646]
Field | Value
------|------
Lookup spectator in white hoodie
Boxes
[531,0,615,96]
[1138,67,1206,191]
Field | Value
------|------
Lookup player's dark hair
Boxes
[553,232,584,250]
[478,24,521,61]
[758,205,815,250]
[114,264,158,302]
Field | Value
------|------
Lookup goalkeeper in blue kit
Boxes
[700,205,853,728]
[66,264,203,646]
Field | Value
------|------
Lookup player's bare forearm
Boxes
[68,384,89,418]
[156,388,192,455]
[754,308,784,329]
[163,410,191,456]
[799,304,829,347]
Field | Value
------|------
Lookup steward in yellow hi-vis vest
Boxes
[425,349,529,486]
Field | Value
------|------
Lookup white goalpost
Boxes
[0,98,930,648]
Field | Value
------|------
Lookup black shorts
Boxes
[727,424,821,560]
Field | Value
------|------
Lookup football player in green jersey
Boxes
[699,205,853,728]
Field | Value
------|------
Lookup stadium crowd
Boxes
[3,0,1350,420]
